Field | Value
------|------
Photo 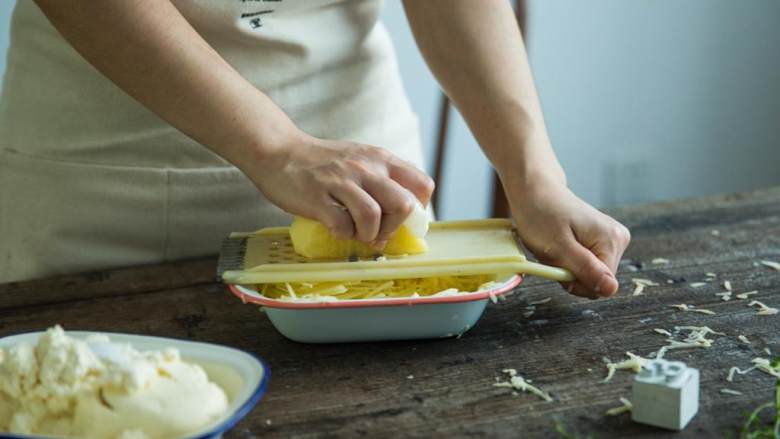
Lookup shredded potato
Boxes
[257,275,498,301]
[605,397,633,416]
[720,388,742,396]
[748,300,779,316]
[656,326,724,359]
[727,357,780,382]
[603,352,649,383]
[494,368,553,402]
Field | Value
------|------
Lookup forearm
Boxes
[403,0,564,188]
[34,0,299,170]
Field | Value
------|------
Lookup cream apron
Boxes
[0,0,425,283]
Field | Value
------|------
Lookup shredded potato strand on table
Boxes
[494,368,553,402]
[605,397,633,416]
[603,352,649,383]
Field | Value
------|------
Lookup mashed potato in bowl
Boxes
[0,326,229,439]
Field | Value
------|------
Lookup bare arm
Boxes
[34,0,433,245]
[403,0,560,186]
[404,0,630,298]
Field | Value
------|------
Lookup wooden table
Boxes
[2,187,779,438]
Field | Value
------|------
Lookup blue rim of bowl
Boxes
[0,335,271,439]
[189,354,270,439]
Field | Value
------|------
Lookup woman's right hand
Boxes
[242,132,435,248]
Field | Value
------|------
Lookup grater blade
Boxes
[216,235,248,281]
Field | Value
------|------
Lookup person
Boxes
[0,0,630,299]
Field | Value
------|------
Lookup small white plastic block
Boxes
[631,359,699,430]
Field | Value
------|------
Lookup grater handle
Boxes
[513,261,575,282]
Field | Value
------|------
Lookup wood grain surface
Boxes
[2,187,779,438]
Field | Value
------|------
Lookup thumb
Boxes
[558,240,618,297]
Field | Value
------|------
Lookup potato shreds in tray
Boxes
[257,274,499,301]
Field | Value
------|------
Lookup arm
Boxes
[34,0,433,246]
[403,0,630,298]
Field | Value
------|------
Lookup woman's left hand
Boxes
[504,174,631,299]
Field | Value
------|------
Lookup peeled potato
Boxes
[289,212,429,259]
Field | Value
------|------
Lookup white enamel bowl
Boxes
[0,332,269,439]
[228,274,522,343]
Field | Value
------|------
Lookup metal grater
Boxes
[216,235,248,281]
[216,219,575,285]
[217,229,315,280]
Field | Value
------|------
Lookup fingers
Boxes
[280,189,356,240]
[329,183,382,242]
[332,148,432,245]
[606,224,631,273]
[389,161,435,207]
[362,176,416,246]
[585,223,629,271]
[314,198,355,240]
[559,280,601,300]
[556,236,619,298]
[577,222,631,298]
[292,142,434,244]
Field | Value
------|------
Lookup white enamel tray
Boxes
[0,331,270,439]
[229,274,522,343]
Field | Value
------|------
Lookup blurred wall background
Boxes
[2,1,779,219]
